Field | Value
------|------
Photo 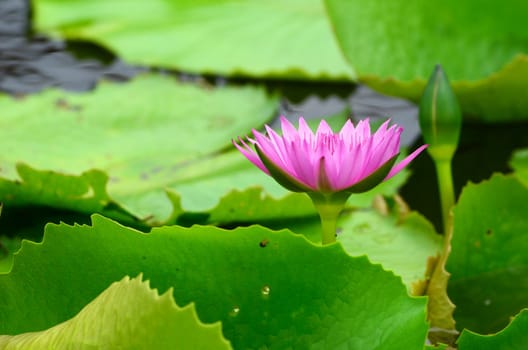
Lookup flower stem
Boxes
[434,157,455,233]
[309,193,348,245]
[319,207,339,245]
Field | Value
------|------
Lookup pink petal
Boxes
[287,140,318,189]
[385,144,429,180]
[355,118,371,143]
[232,138,269,174]
[316,156,335,191]
[371,127,402,167]
[335,144,362,188]
[252,130,286,169]
[316,119,333,135]
[323,141,343,186]
[355,137,378,180]
[264,125,289,166]
[298,117,314,140]
[280,116,299,141]
[339,119,355,136]
[374,119,391,136]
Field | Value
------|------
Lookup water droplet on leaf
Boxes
[229,306,240,317]
[261,285,270,296]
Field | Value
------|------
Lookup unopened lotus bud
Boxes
[419,65,462,161]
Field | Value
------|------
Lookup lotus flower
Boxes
[233,116,427,244]
[234,116,426,194]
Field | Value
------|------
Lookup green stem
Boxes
[434,158,455,234]
[319,207,339,245]
[309,193,348,245]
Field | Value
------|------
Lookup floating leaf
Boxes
[0,74,284,225]
[0,206,93,274]
[457,309,528,350]
[324,0,528,121]
[447,174,528,333]
[0,165,123,220]
[340,210,442,293]
[33,0,354,80]
[289,207,442,293]
[0,236,21,274]
[0,215,428,349]
[206,187,313,225]
[510,148,528,186]
[1,81,410,226]
[0,275,231,349]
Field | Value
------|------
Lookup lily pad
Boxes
[510,148,528,186]
[0,275,231,349]
[338,210,442,295]
[457,309,528,350]
[287,207,442,293]
[0,215,428,349]
[33,0,355,80]
[0,80,411,226]
[324,0,528,121]
[0,236,21,274]
[0,74,287,225]
[447,174,528,333]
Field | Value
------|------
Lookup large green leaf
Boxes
[0,80,411,226]
[0,165,120,220]
[0,215,428,349]
[447,174,528,333]
[0,206,93,274]
[457,309,528,350]
[0,74,292,225]
[0,275,231,349]
[510,148,528,186]
[286,207,442,294]
[338,210,442,294]
[34,0,355,80]
[324,0,528,121]
[0,236,20,274]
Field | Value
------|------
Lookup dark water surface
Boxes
[0,0,139,93]
[2,0,528,232]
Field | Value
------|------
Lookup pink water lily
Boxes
[234,116,427,194]
[233,116,427,245]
